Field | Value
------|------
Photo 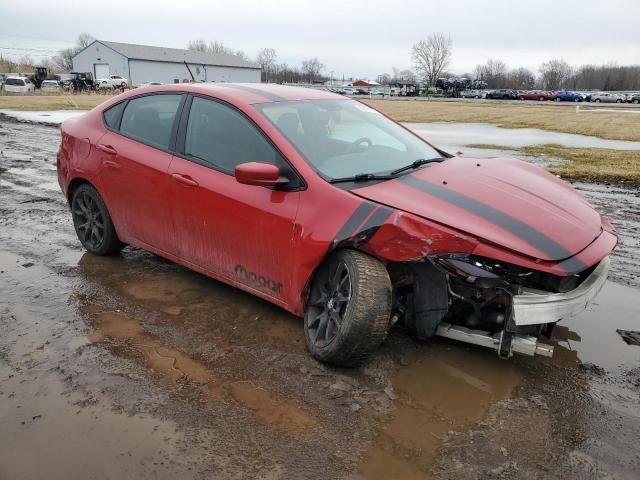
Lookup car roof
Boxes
[135,83,344,105]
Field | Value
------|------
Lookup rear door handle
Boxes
[96,144,117,155]
[103,160,121,170]
[171,173,199,187]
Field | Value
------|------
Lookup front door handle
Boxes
[96,144,118,155]
[171,173,199,187]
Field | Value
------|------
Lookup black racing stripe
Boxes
[219,84,286,102]
[352,206,394,241]
[399,175,587,269]
[333,201,377,244]
[556,255,593,274]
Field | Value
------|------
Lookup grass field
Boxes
[0,93,115,111]
[363,99,640,142]
[467,143,640,185]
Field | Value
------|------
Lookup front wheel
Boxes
[71,184,125,255]
[304,250,391,366]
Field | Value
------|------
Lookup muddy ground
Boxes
[1,118,639,480]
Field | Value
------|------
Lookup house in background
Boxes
[72,40,261,85]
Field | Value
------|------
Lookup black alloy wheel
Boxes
[304,250,391,366]
[306,260,352,348]
[71,184,124,255]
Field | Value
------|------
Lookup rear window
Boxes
[103,101,127,130]
[119,94,182,150]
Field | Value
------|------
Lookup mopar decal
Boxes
[235,264,283,293]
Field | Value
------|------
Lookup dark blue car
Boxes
[555,91,583,102]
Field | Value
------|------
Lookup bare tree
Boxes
[256,48,277,82]
[539,59,572,90]
[52,34,95,72]
[301,57,324,83]
[508,67,535,89]
[411,33,452,87]
[187,38,208,52]
[474,58,508,87]
[188,39,249,61]
[76,33,95,49]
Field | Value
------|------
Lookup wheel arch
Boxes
[67,176,93,204]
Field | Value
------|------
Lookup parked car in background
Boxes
[41,80,62,93]
[554,91,583,102]
[57,83,617,365]
[461,89,483,98]
[341,88,358,95]
[486,89,517,99]
[138,82,163,87]
[537,91,557,101]
[1,76,35,94]
[591,92,623,103]
[630,94,640,104]
[97,75,129,89]
[518,90,545,100]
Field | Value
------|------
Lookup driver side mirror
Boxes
[235,162,287,187]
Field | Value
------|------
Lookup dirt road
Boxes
[1,118,639,479]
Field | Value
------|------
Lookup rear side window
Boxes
[184,97,283,173]
[6,78,25,86]
[119,94,182,150]
[103,101,126,130]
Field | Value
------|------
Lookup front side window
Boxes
[256,99,442,180]
[184,97,283,173]
[119,94,182,150]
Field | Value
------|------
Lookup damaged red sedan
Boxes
[57,84,617,366]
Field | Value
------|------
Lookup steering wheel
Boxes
[347,137,372,153]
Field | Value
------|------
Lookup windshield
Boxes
[255,99,443,180]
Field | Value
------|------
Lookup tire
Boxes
[519,96,524,100]
[595,99,601,103]
[616,99,622,103]
[539,96,545,101]
[555,97,561,102]
[71,184,125,255]
[634,99,639,104]
[304,249,391,367]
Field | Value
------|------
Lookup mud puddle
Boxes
[407,122,640,151]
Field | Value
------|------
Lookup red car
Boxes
[518,90,556,101]
[57,84,617,366]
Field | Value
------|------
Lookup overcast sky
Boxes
[2,0,639,79]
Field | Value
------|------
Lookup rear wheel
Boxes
[304,250,391,366]
[71,184,124,255]
[539,96,545,101]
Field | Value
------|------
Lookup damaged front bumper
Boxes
[431,256,610,358]
[511,256,610,326]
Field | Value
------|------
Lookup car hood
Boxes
[352,157,603,262]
